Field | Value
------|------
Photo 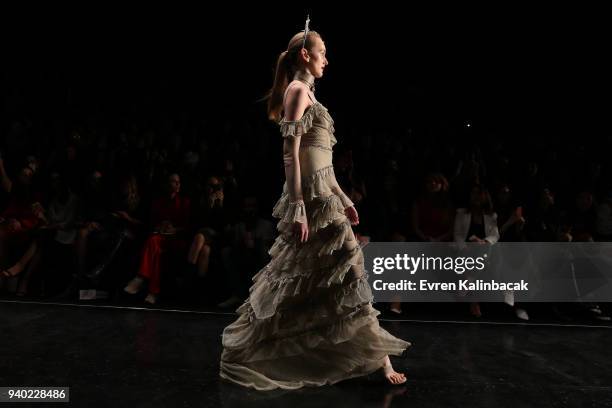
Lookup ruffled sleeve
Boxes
[273,198,307,225]
[278,104,316,138]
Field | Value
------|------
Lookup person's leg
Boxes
[338,218,407,385]
[124,234,163,296]
[16,243,43,296]
[2,240,38,277]
[75,227,90,276]
[187,233,205,264]
[142,234,165,303]
[188,232,213,277]
[382,355,407,384]
[196,243,211,277]
[86,229,127,281]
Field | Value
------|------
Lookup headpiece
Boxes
[302,14,310,49]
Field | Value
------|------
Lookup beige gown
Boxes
[219,95,411,390]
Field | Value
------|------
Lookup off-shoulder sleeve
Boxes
[278,105,316,138]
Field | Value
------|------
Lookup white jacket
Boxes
[453,208,500,245]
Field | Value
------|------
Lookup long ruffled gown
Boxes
[219,98,411,390]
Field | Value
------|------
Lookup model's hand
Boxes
[345,206,359,226]
[293,221,309,243]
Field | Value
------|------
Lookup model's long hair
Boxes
[266,31,320,122]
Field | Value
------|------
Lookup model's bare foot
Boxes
[383,356,406,385]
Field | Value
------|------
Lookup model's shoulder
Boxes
[285,81,310,101]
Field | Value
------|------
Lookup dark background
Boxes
[3,6,609,143]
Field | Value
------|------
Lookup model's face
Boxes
[305,36,328,78]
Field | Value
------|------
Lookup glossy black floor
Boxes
[1,300,611,408]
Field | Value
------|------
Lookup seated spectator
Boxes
[124,173,191,304]
[411,173,454,242]
[494,182,526,242]
[524,187,565,242]
[454,184,500,318]
[24,172,79,297]
[187,176,232,280]
[77,174,146,288]
[0,166,44,279]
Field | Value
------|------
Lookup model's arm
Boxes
[280,84,311,241]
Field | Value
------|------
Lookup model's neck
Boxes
[293,70,315,90]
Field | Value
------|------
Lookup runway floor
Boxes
[1,300,611,407]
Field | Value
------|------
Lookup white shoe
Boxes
[589,305,602,315]
[515,308,529,321]
[503,291,515,307]
[144,293,158,305]
[124,276,144,294]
